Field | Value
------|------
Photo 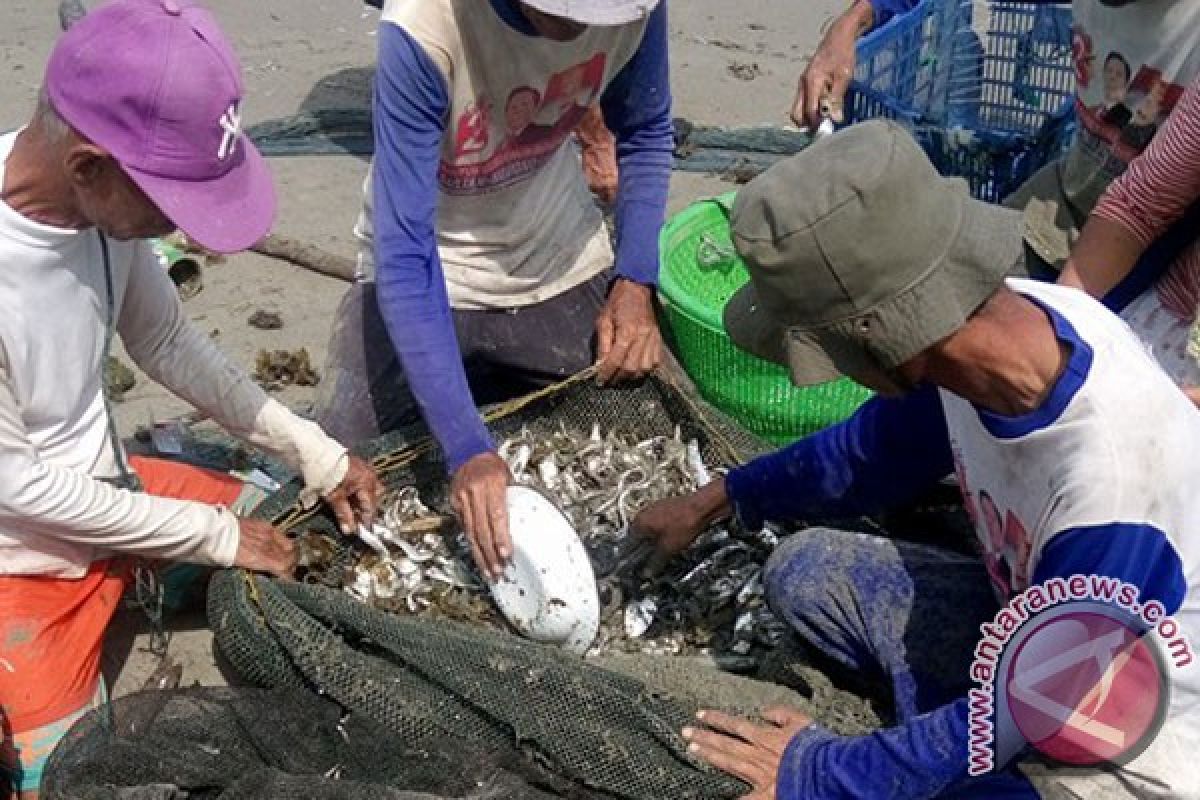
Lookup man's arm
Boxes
[633,386,953,559]
[0,353,239,564]
[370,22,515,578]
[1060,75,1200,302]
[776,700,976,799]
[599,1,673,288]
[725,385,953,529]
[592,4,674,384]
[370,21,493,473]
[790,0,897,130]
[117,244,348,503]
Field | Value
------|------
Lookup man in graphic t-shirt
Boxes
[634,120,1200,800]
[313,0,673,581]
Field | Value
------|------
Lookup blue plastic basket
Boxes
[847,0,1076,201]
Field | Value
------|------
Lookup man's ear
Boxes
[63,143,112,189]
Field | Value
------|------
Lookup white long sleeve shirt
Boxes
[0,131,348,578]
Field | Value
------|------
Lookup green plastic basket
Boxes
[658,193,871,444]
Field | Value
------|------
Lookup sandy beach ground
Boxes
[0,0,847,702]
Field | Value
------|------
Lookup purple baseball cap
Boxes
[45,0,274,254]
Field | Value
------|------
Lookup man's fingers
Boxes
[468,490,500,579]
[268,532,297,579]
[697,711,769,744]
[640,329,662,374]
[467,536,489,582]
[329,492,355,535]
[692,744,763,786]
[741,790,774,800]
[595,311,616,365]
[270,553,297,581]
[615,333,648,383]
[353,486,377,528]
[489,481,511,563]
[599,333,634,385]
[475,476,511,577]
[348,480,377,528]
[685,729,772,784]
[827,66,853,123]
[461,503,489,583]
[803,68,830,130]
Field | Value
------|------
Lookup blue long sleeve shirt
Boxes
[371,2,672,473]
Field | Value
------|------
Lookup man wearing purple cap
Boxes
[0,2,379,794]
[313,0,673,582]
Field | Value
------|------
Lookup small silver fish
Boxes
[624,596,658,639]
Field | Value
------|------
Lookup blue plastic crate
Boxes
[847,0,1076,202]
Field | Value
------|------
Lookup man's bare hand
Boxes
[632,478,732,560]
[451,451,511,580]
[790,0,873,130]
[234,517,295,579]
[325,455,383,534]
[683,707,814,799]
[596,278,662,385]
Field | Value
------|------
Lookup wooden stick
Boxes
[252,233,357,282]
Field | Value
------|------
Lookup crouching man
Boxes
[634,120,1200,798]
[0,2,380,795]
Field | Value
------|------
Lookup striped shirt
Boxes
[1095,74,1200,323]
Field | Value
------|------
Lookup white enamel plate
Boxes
[489,486,599,655]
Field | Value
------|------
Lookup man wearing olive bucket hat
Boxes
[635,120,1200,798]
[315,0,673,582]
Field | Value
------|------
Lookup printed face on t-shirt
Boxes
[1133,80,1166,125]
[1103,53,1130,105]
[505,88,541,137]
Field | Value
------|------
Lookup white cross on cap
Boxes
[218,104,242,161]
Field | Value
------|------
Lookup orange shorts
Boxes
[0,456,243,794]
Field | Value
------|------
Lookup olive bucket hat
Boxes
[724,119,1026,386]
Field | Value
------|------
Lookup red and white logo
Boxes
[1005,609,1166,766]
[453,100,491,158]
[968,578,1188,776]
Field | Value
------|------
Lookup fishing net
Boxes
[193,373,776,799]
[42,686,565,799]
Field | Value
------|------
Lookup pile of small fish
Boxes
[592,522,788,666]
[295,487,495,625]
[500,423,787,664]
[497,423,710,562]
[295,423,787,667]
